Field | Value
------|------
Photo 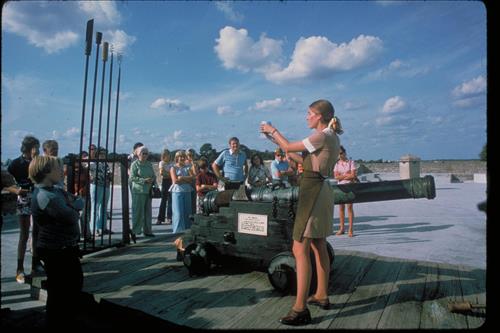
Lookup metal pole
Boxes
[87,31,102,249]
[94,41,109,246]
[112,56,130,244]
[104,50,114,245]
[78,19,93,250]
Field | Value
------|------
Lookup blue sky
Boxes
[2,1,487,161]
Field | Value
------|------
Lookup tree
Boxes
[479,143,486,161]
[199,143,218,163]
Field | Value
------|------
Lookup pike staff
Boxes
[108,54,123,243]
[78,19,93,246]
[86,31,102,246]
[104,48,114,244]
[93,41,109,245]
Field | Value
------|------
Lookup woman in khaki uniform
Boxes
[260,99,342,326]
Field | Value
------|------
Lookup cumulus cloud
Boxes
[150,98,191,112]
[343,100,366,111]
[377,96,409,126]
[451,75,486,109]
[214,26,283,73]
[364,59,430,81]
[2,1,134,54]
[63,127,80,138]
[214,1,244,23]
[254,98,283,110]
[382,96,406,114]
[267,35,383,83]
[78,1,122,26]
[106,29,136,55]
[452,75,486,98]
[214,26,383,84]
[249,97,302,112]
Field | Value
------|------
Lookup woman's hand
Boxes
[260,123,275,135]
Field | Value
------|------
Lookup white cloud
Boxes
[162,130,189,149]
[382,96,406,114]
[2,1,133,54]
[452,75,486,98]
[376,96,410,127]
[451,76,486,109]
[254,98,283,110]
[215,27,383,84]
[63,127,80,138]
[249,97,302,112]
[343,101,366,111]
[266,34,383,83]
[216,105,235,115]
[150,98,191,112]
[214,26,283,73]
[365,58,430,81]
[214,1,244,23]
[77,1,122,26]
[106,29,136,55]
[453,96,484,109]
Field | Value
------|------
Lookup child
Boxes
[29,155,84,327]
[195,159,218,214]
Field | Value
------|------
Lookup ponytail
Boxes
[328,116,344,135]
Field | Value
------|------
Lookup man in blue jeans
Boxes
[212,137,248,190]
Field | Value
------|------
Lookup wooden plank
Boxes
[419,262,468,329]
[82,241,180,295]
[197,272,280,329]
[231,251,370,329]
[164,271,264,328]
[376,260,428,329]
[106,270,237,316]
[327,254,404,329]
[457,264,486,329]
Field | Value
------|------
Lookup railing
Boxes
[65,154,130,254]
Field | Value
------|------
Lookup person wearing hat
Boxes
[270,147,295,188]
[260,99,342,326]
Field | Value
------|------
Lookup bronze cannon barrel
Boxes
[202,175,436,214]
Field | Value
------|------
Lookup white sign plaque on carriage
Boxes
[237,213,268,236]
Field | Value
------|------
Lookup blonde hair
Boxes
[327,116,344,135]
[174,150,187,163]
[309,99,343,135]
[28,156,60,183]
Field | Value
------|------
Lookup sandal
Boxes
[307,295,331,310]
[279,308,311,326]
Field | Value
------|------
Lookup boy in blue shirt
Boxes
[270,148,295,188]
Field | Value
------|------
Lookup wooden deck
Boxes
[81,234,486,329]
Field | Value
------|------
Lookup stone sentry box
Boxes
[399,154,421,179]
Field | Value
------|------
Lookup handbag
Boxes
[150,183,162,198]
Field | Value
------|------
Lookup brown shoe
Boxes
[279,308,312,326]
[307,295,330,310]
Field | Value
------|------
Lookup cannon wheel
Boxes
[183,242,217,276]
[267,252,297,294]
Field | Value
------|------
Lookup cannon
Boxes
[181,175,436,293]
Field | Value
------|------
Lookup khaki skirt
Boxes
[303,181,334,238]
